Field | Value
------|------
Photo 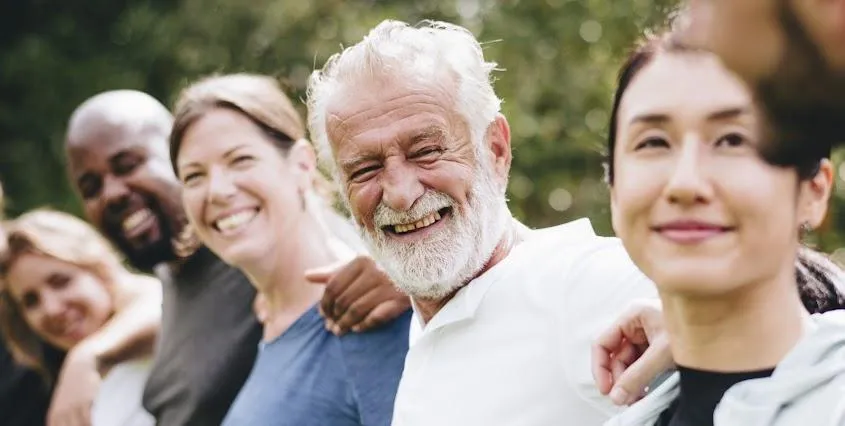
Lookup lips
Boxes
[384,207,450,235]
[652,220,734,244]
[104,193,164,245]
[48,310,87,343]
[122,208,155,236]
[211,208,259,236]
[62,320,86,340]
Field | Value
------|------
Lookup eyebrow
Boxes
[410,126,446,144]
[179,144,248,170]
[340,153,381,173]
[339,126,446,172]
[706,107,749,121]
[628,106,751,125]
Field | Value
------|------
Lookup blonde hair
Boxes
[170,73,336,200]
[0,209,125,382]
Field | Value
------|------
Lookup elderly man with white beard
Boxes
[307,20,660,425]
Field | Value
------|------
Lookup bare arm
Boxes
[79,274,162,373]
[47,275,161,426]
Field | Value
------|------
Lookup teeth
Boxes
[123,209,152,232]
[391,210,444,234]
[216,210,257,232]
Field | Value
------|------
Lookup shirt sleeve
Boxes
[555,238,659,416]
[340,310,412,426]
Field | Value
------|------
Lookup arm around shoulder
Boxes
[81,274,162,375]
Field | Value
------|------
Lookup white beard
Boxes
[357,162,511,300]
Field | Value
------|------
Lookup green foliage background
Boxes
[3,0,845,257]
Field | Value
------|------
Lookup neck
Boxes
[415,219,525,323]
[243,207,343,341]
[663,268,810,372]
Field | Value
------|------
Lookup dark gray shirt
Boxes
[142,247,262,426]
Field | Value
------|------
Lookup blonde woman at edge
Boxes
[0,209,160,426]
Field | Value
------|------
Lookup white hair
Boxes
[306,19,502,174]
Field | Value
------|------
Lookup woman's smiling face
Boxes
[609,51,828,297]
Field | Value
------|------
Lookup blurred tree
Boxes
[1,0,843,252]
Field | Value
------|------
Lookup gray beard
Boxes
[358,165,511,301]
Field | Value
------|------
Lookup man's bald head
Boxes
[64,90,186,271]
[66,90,173,158]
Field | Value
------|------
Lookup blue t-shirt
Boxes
[222,305,412,426]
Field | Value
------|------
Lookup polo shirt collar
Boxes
[408,218,596,344]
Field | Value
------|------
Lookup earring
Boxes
[800,221,813,237]
[299,188,307,211]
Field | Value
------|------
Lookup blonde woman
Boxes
[0,209,160,426]
[0,181,54,426]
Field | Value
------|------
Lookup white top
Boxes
[392,218,658,426]
[91,358,155,426]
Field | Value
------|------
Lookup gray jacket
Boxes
[604,310,845,426]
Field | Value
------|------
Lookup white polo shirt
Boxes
[392,218,658,426]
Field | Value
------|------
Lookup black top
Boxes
[0,340,64,426]
[142,247,263,426]
[657,365,775,426]
[0,341,50,426]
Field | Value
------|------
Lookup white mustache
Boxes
[373,191,454,228]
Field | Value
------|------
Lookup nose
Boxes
[103,175,131,213]
[664,140,713,206]
[40,292,67,324]
[206,169,238,205]
[380,159,424,212]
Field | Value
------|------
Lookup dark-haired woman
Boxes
[599,36,845,425]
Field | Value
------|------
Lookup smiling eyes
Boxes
[181,155,256,186]
[634,132,751,151]
[20,273,71,310]
[78,152,146,199]
[349,147,444,182]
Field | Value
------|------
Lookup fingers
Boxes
[592,316,629,395]
[351,297,411,333]
[331,268,379,320]
[311,257,366,322]
[591,335,641,396]
[304,260,346,283]
[332,285,401,333]
[79,404,91,426]
[609,334,673,406]
[591,338,617,395]
[592,299,664,397]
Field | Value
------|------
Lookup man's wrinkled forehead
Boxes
[326,72,458,141]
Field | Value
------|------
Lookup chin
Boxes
[212,241,266,269]
[651,264,741,298]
